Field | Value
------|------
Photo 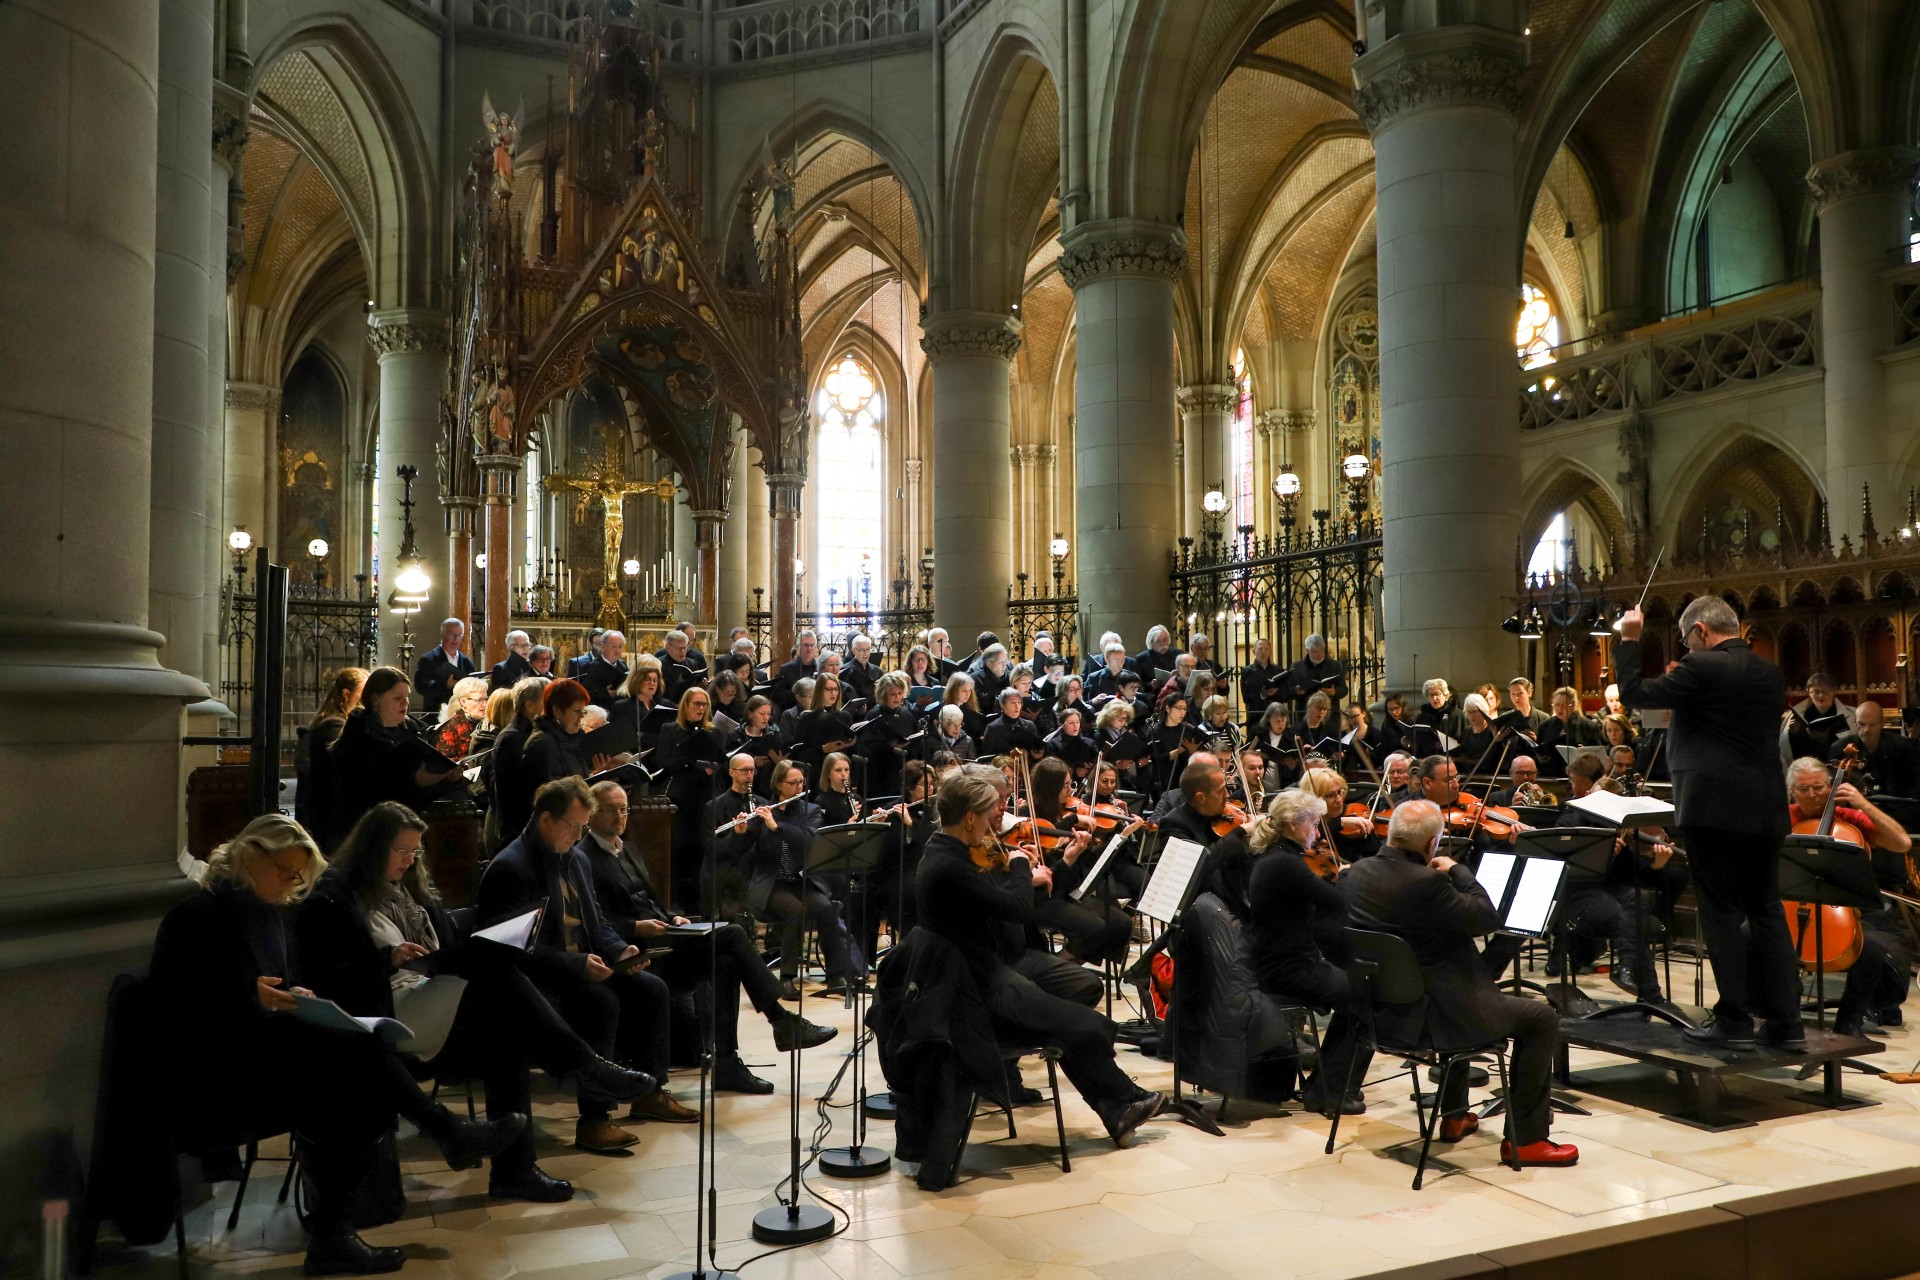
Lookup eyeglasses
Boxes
[264,856,308,883]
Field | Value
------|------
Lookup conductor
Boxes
[1615,599,1801,1047]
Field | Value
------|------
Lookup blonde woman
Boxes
[658,684,726,910]
[434,675,490,761]
[149,816,522,1275]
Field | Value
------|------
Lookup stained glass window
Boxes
[814,355,884,609]
[1528,510,1569,579]
[1517,283,1560,369]
[1231,348,1254,529]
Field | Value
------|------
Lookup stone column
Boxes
[672,485,696,606]
[1355,28,1527,687]
[718,418,750,631]
[0,0,205,1237]
[1809,148,1920,540]
[477,454,520,666]
[148,0,216,681]
[204,89,244,693]
[366,309,451,665]
[1177,383,1237,535]
[902,457,924,573]
[746,448,770,618]
[1060,223,1184,646]
[1036,443,1060,572]
[922,312,1021,643]
[222,382,276,550]
[445,497,478,651]
[767,472,803,659]
[693,512,723,631]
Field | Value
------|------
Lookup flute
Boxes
[711,792,802,834]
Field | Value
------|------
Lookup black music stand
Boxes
[861,798,909,1121]
[1514,827,1626,1022]
[1779,834,1883,1032]
[804,824,893,1179]
[1138,835,1225,1137]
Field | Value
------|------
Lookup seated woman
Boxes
[296,803,658,1204]
[815,750,860,826]
[739,761,858,996]
[149,816,522,1277]
[1025,758,1134,968]
[926,703,977,762]
[1242,789,1373,1119]
[326,666,462,852]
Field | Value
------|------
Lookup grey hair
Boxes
[1250,787,1328,852]
[506,629,531,647]
[1388,799,1444,852]
[1306,691,1331,714]
[1786,756,1831,789]
[1191,633,1210,648]
[1146,625,1171,647]
[1305,633,1325,650]
[1103,638,1127,656]
[874,670,908,699]
[1679,596,1739,639]
[938,704,964,731]
[1423,678,1450,698]
[792,676,817,700]
[511,675,549,719]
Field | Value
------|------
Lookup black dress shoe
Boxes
[1833,1014,1865,1039]
[1011,1085,1046,1107]
[1683,1016,1756,1046]
[571,1056,658,1106]
[775,979,801,1002]
[489,1165,573,1203]
[304,1229,405,1276]
[772,1012,838,1052]
[820,975,871,998]
[1760,1019,1807,1049]
[1100,1090,1164,1146]
[1876,1005,1904,1028]
[1299,1086,1365,1117]
[1608,965,1643,997]
[430,1111,528,1170]
[713,1056,774,1094]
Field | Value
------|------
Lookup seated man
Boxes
[1487,755,1550,808]
[1785,756,1914,1036]
[477,776,699,1154]
[579,780,834,1094]
[1552,752,1667,999]
[918,764,1163,1145]
[1343,800,1577,1167]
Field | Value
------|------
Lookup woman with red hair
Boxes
[519,678,615,804]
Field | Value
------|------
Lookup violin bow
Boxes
[1465,737,1515,844]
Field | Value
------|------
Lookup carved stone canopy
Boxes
[1353,37,1526,135]
[1805,147,1920,209]
[224,382,279,414]
[1057,224,1188,289]
[919,312,1023,361]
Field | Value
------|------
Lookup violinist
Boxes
[915,766,1164,1146]
[1381,752,1416,806]
[1026,758,1133,968]
[1240,637,1283,733]
[1244,788,1371,1118]
[1157,757,1253,919]
[1785,757,1912,1037]
[1299,765,1379,863]
[1550,753,1665,1000]
[1093,762,1130,813]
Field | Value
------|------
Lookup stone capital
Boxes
[367,309,451,357]
[903,458,923,482]
[919,311,1022,361]
[1035,443,1058,463]
[1806,147,1920,209]
[224,381,278,415]
[212,90,250,170]
[1353,29,1527,136]
[1057,221,1187,289]
[1176,383,1239,416]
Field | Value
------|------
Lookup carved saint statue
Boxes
[482,92,522,197]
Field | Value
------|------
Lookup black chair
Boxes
[1331,929,1520,1189]
[974,1044,1070,1173]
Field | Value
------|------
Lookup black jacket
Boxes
[915,832,1031,978]
[521,714,592,794]
[840,659,881,703]
[1243,838,1347,991]
[476,823,627,983]
[1831,730,1920,800]
[578,831,670,934]
[414,646,477,715]
[1283,654,1348,711]
[294,879,463,1024]
[488,651,533,691]
[326,711,430,851]
[771,658,819,710]
[577,655,629,709]
[487,716,536,847]
[1239,661,1283,718]
[1616,637,1787,835]
[1343,846,1511,1049]
[296,716,346,839]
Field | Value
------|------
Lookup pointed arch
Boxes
[1517,461,1632,571]
[946,26,1061,313]
[1666,428,1824,556]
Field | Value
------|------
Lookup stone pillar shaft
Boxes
[478,455,520,668]
[1810,148,1920,539]
[1177,383,1237,535]
[769,475,802,660]
[446,497,478,650]
[923,312,1021,643]
[1357,31,1527,687]
[693,512,723,630]
[367,309,451,667]
[1061,224,1184,647]
[718,418,750,632]
[746,447,770,618]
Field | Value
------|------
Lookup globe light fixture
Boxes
[623,557,641,577]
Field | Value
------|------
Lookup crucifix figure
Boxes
[545,423,674,628]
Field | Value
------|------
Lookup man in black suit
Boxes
[1617,598,1799,1047]
[1831,701,1918,799]
[841,633,882,703]
[414,618,478,714]
[655,629,703,704]
[490,630,535,691]
[1343,799,1577,1166]
[675,622,707,672]
[577,629,629,709]
[476,776,696,1153]
[771,629,821,709]
[1130,625,1175,686]
[1283,633,1348,716]
[923,627,964,682]
[567,629,606,679]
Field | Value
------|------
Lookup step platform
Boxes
[1557,1015,1883,1130]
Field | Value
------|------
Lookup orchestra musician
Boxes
[1025,758,1134,968]
[1550,752,1665,1000]
[1486,756,1551,809]
[724,759,859,999]
[1617,599,1801,1048]
[1381,752,1416,806]
[1829,701,1919,799]
[1343,801,1579,1167]
[916,765,1164,1145]
[1784,757,1913,1036]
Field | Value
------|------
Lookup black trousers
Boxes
[530,966,672,1118]
[1263,960,1373,1101]
[649,922,783,1055]
[428,966,596,1171]
[1436,995,1560,1145]
[1014,948,1104,1008]
[1684,826,1800,1025]
[1560,880,1659,985]
[764,881,854,981]
[1035,893,1132,966]
[985,966,1136,1110]
[1839,908,1912,1023]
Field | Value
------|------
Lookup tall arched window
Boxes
[1528,510,1569,579]
[814,354,885,609]
[1230,347,1254,528]
[1517,283,1560,369]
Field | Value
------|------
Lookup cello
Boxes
[1781,745,1867,971]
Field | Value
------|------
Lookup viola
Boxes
[1782,744,1867,971]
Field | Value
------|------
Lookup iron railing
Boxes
[1008,576,1079,668]
[220,568,378,744]
[1170,515,1384,710]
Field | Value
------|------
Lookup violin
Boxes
[1209,799,1250,840]
[1068,796,1155,837]
[1446,791,1527,843]
[1782,744,1867,971]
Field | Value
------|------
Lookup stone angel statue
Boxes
[482,92,523,198]
[760,136,795,229]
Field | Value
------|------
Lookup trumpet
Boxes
[712,792,802,834]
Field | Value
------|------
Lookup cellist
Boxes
[1785,757,1913,1036]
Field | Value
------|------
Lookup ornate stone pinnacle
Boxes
[212,102,250,168]
[1805,147,1920,208]
[1056,225,1187,289]
[919,313,1022,361]
[1353,47,1526,135]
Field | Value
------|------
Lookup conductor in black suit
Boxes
[1616,598,1800,1047]
[414,618,478,715]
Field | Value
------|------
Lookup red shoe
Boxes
[1437,1114,1479,1142]
[1500,1138,1579,1167]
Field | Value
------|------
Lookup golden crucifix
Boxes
[545,423,674,628]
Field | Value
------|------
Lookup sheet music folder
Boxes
[1136,835,1208,924]
[1472,852,1567,938]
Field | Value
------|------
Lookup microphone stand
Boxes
[864,802,908,1121]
